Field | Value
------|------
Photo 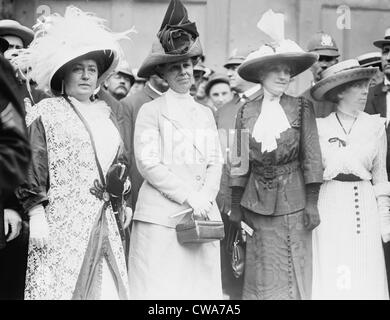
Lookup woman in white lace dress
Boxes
[15,7,132,300]
[310,59,390,299]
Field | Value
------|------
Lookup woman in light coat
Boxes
[128,0,223,300]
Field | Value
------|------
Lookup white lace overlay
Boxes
[24,97,129,300]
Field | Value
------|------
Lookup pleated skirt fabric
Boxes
[312,180,389,300]
[128,220,223,300]
[242,209,312,300]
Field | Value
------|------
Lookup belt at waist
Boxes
[251,160,300,180]
[332,173,363,182]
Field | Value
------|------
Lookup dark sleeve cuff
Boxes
[304,170,323,185]
[16,186,49,212]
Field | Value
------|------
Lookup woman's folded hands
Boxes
[186,191,213,219]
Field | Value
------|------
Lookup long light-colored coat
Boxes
[129,91,223,299]
[133,93,223,227]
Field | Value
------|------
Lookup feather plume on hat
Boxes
[238,9,318,83]
[14,6,135,93]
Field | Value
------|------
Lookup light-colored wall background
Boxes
[8,0,390,95]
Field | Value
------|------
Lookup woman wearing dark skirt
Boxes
[229,11,323,300]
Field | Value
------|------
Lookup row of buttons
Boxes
[287,233,294,298]
[354,186,361,235]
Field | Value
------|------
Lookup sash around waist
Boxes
[251,160,300,180]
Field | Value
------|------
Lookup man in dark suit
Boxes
[215,51,262,299]
[365,28,390,292]
[0,20,48,300]
[121,73,169,210]
[0,55,31,300]
[301,31,339,118]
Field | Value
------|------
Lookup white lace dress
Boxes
[313,111,390,300]
[22,97,130,300]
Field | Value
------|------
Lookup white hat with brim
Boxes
[237,40,318,83]
[137,37,203,78]
[311,59,378,101]
[50,46,118,93]
[373,28,390,49]
[0,20,34,47]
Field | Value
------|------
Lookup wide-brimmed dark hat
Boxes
[238,40,318,83]
[307,31,339,57]
[374,28,390,49]
[0,37,9,53]
[138,37,202,78]
[0,20,34,47]
[138,0,203,78]
[205,73,230,96]
[311,59,378,101]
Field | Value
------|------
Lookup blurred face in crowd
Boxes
[129,81,146,95]
[226,63,256,94]
[310,55,339,82]
[159,58,194,94]
[381,44,390,81]
[208,82,233,109]
[190,69,205,97]
[2,35,23,62]
[370,69,384,87]
[64,59,98,102]
[149,74,169,93]
[337,80,370,115]
[260,63,291,97]
[105,71,133,100]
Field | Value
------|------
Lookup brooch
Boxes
[328,137,347,147]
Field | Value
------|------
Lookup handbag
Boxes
[175,212,225,244]
[231,228,245,278]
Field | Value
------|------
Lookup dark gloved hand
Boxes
[303,183,321,231]
[230,187,245,227]
[105,163,128,197]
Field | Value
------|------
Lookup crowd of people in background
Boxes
[1,0,390,300]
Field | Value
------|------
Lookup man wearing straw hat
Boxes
[365,27,390,293]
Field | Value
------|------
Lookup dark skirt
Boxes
[242,209,312,300]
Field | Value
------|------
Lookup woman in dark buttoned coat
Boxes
[229,36,323,300]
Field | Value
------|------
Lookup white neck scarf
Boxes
[251,89,291,153]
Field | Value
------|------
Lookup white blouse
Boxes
[317,111,387,183]
[70,97,120,171]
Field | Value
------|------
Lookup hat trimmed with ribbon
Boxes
[238,10,318,83]
[137,0,203,78]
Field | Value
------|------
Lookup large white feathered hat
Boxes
[238,10,318,83]
[15,6,134,94]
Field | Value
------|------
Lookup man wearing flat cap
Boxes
[365,28,390,293]
[301,31,340,118]
[205,73,233,114]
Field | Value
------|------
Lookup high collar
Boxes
[165,88,193,100]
